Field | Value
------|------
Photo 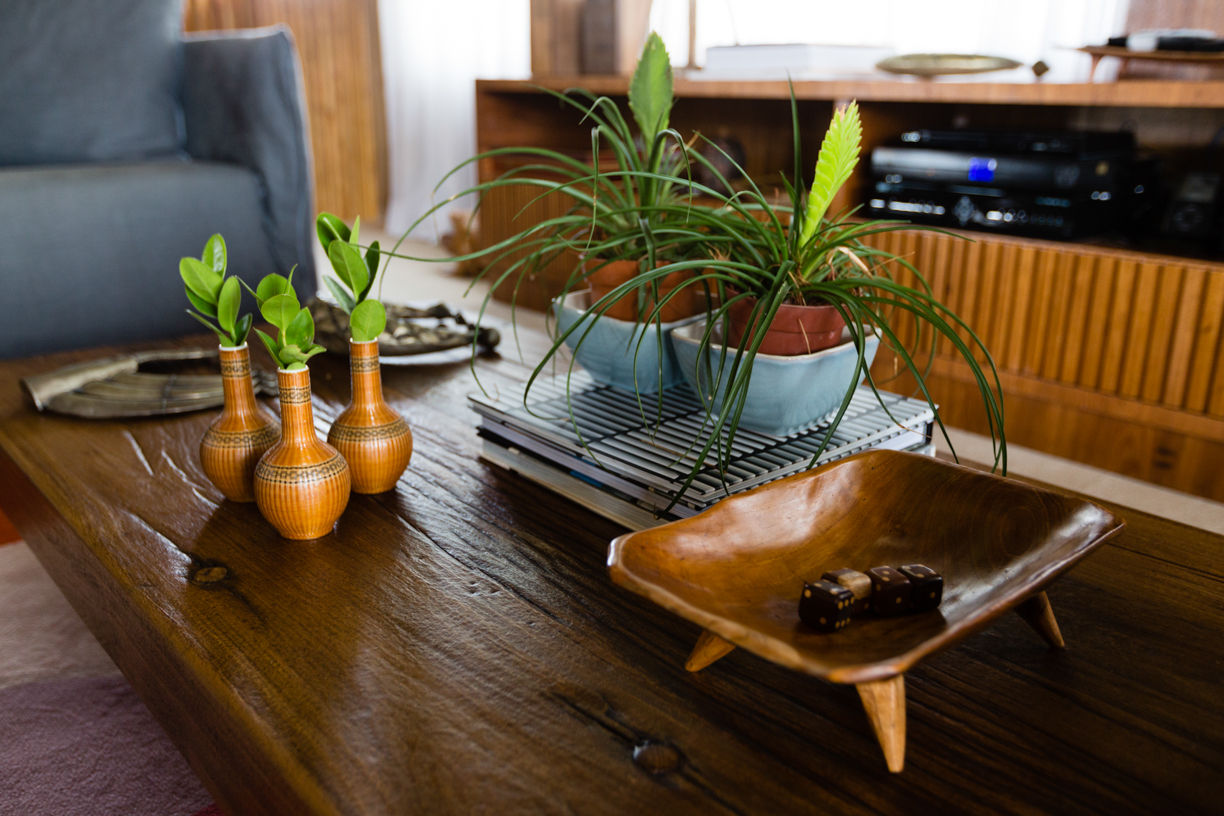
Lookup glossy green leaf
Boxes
[285,306,314,349]
[324,276,357,314]
[316,212,349,251]
[299,344,326,363]
[628,32,673,147]
[362,240,380,300]
[202,234,227,276]
[350,216,361,249]
[260,293,300,332]
[185,310,228,345]
[216,276,240,337]
[185,288,217,318]
[328,240,368,298]
[233,312,253,345]
[280,343,308,363]
[253,328,279,363]
[254,273,292,306]
[180,257,221,305]
[349,299,386,342]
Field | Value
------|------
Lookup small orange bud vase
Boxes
[254,367,351,539]
[327,339,413,493]
[199,344,279,502]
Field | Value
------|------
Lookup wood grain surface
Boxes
[0,337,1221,814]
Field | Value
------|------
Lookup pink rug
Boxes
[0,541,216,815]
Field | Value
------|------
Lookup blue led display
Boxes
[968,157,997,183]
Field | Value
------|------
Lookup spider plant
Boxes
[653,95,1007,506]
[386,31,698,390]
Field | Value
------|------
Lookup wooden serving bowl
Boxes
[607,449,1125,772]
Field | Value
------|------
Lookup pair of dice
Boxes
[798,564,944,633]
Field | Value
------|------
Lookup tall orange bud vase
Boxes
[254,368,351,539]
[200,344,279,502]
[328,339,413,493]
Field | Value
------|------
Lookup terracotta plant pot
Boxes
[726,296,847,356]
[327,339,413,494]
[199,344,279,502]
[585,257,699,323]
[254,368,351,540]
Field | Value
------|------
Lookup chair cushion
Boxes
[0,160,286,358]
[0,0,185,166]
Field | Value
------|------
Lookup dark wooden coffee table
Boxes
[1,338,1221,815]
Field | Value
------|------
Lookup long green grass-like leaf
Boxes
[798,101,861,257]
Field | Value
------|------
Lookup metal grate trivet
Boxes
[471,372,935,521]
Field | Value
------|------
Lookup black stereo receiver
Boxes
[867,129,1138,239]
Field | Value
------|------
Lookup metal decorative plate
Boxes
[876,53,1022,77]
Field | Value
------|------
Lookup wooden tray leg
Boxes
[685,629,735,672]
[1016,591,1065,649]
[856,675,906,773]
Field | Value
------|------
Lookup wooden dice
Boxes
[798,580,855,632]
[821,568,872,615]
[898,563,943,612]
[867,566,913,616]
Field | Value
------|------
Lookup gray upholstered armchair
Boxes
[0,0,316,358]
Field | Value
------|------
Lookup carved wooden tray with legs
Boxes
[607,450,1125,772]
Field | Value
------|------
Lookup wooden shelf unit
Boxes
[473,77,1224,502]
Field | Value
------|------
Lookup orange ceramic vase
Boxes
[327,339,413,494]
[199,344,279,502]
[254,368,351,539]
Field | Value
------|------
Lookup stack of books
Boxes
[470,372,936,529]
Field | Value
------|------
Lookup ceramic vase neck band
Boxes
[348,339,383,406]
[218,344,259,418]
[276,368,317,445]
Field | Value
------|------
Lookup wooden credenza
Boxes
[473,76,1224,501]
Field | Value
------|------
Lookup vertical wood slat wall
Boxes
[183,0,388,224]
[867,230,1224,499]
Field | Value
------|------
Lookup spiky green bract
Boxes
[798,101,861,261]
[179,233,252,347]
[628,32,673,152]
[251,272,325,370]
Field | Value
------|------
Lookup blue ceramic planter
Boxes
[552,292,699,393]
[671,319,880,436]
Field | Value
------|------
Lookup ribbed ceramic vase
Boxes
[327,339,413,494]
[254,368,351,539]
[199,344,279,502]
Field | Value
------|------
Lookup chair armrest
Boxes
[182,26,316,294]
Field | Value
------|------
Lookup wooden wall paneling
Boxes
[1120,262,1159,399]
[1162,266,1205,408]
[1100,258,1137,394]
[1001,245,1035,372]
[1038,252,1072,383]
[1209,304,1224,417]
[1185,271,1224,412]
[1080,256,1113,391]
[1141,264,1182,405]
[1021,249,1055,377]
[184,0,388,224]
[1059,253,1096,386]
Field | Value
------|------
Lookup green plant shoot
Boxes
[251,268,326,370]
[317,212,386,342]
[180,234,253,347]
[797,101,862,273]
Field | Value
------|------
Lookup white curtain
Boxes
[378,0,530,236]
[651,0,1131,81]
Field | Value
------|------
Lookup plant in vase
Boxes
[316,212,413,494]
[180,233,278,502]
[392,31,702,396]
[249,273,351,539]
[663,96,1006,504]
